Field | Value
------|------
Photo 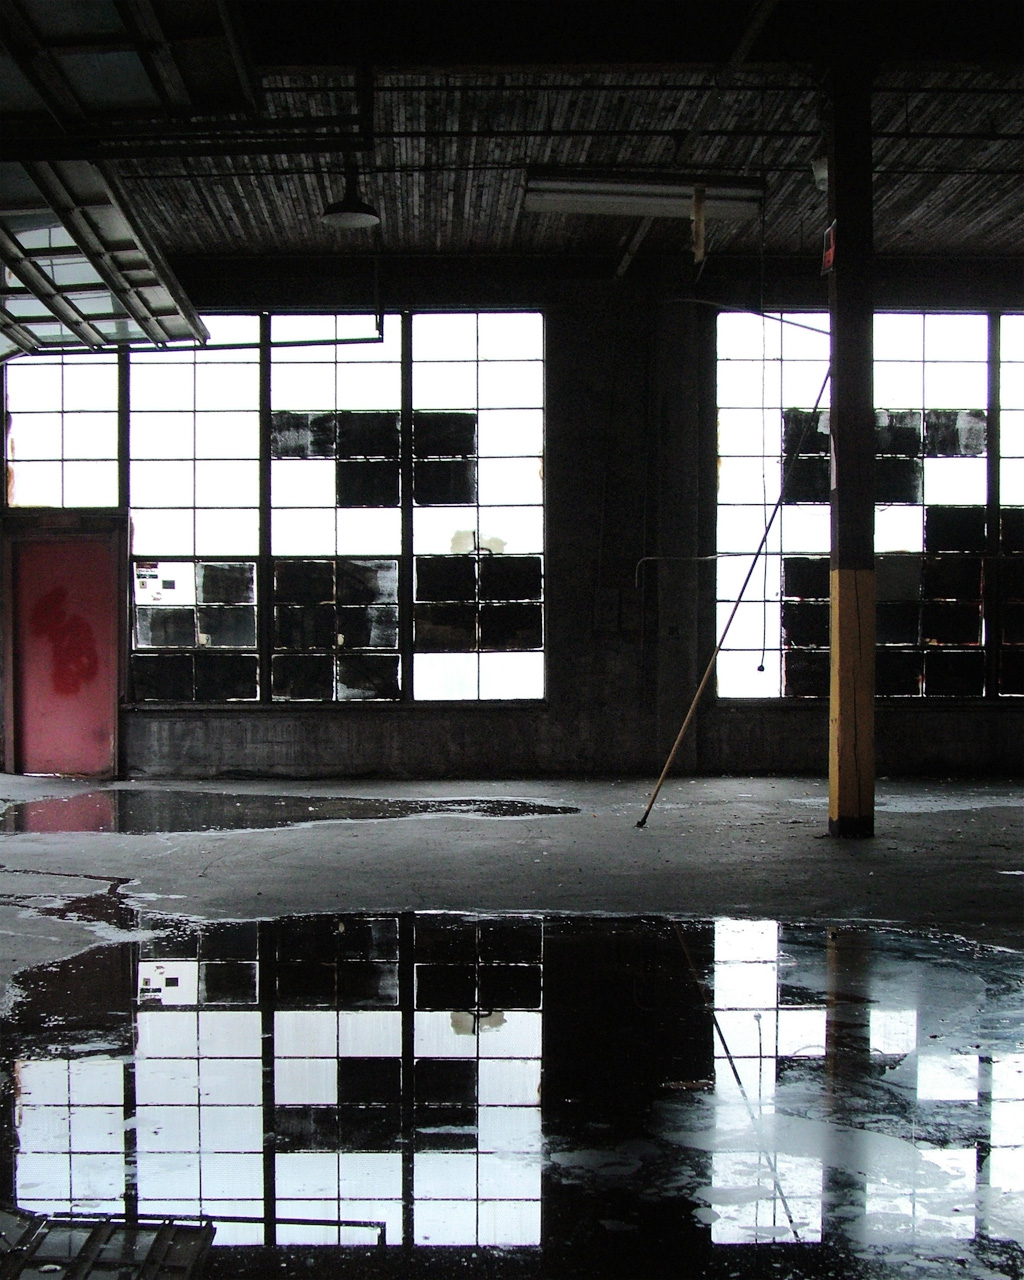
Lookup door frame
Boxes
[2,511,128,777]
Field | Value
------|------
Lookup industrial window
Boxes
[122,311,543,704]
[716,311,1022,698]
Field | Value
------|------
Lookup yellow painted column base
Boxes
[828,568,875,837]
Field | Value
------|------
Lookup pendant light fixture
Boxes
[322,156,380,230]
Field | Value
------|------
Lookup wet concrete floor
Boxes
[2,911,1022,1278]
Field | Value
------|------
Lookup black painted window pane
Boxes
[415,1059,477,1106]
[336,605,398,649]
[413,412,476,457]
[876,648,923,696]
[478,965,542,1010]
[132,653,193,701]
[1002,510,1024,554]
[782,556,830,600]
[274,604,336,649]
[271,411,337,458]
[274,559,335,604]
[479,556,543,601]
[479,603,543,649]
[876,457,922,504]
[415,556,476,602]
[783,456,829,503]
[336,916,399,961]
[337,460,400,507]
[276,916,338,961]
[135,606,196,648]
[336,411,400,459]
[783,408,829,456]
[923,409,986,457]
[925,506,986,553]
[199,961,257,1004]
[276,960,336,1003]
[202,922,258,960]
[272,653,334,700]
[1003,603,1024,645]
[194,652,258,701]
[336,654,400,701]
[784,650,829,697]
[875,410,922,457]
[336,558,398,604]
[337,961,398,1008]
[416,964,477,1011]
[921,556,982,600]
[197,562,255,604]
[414,603,477,650]
[876,602,920,646]
[876,555,921,601]
[339,1059,402,1106]
[924,649,985,696]
[276,1107,340,1152]
[414,460,476,505]
[921,602,981,646]
[479,919,543,963]
[782,601,829,648]
[338,1106,402,1151]
[197,606,256,648]
[1000,648,1024,695]
[415,918,476,962]
[1002,557,1024,600]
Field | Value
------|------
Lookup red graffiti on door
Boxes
[29,586,100,695]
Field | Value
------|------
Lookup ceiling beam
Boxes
[112,0,194,111]
[0,224,107,347]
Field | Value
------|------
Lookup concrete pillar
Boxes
[826,61,876,838]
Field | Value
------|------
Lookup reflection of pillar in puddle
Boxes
[822,926,871,1243]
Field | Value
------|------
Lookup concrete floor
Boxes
[0,773,1020,1008]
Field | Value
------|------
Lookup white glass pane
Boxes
[131,509,194,556]
[478,1152,542,1199]
[414,652,478,700]
[717,552,781,604]
[780,505,831,554]
[70,1059,124,1106]
[7,362,62,411]
[714,1008,777,1058]
[875,505,923,552]
[715,649,782,697]
[478,457,542,505]
[714,960,778,1009]
[69,1107,123,1153]
[271,458,336,507]
[338,1010,402,1057]
[923,457,987,505]
[1002,410,1024,457]
[718,359,782,409]
[64,461,118,507]
[196,460,259,508]
[336,362,401,411]
[478,1010,542,1058]
[1001,364,1024,410]
[195,411,259,459]
[135,1059,198,1105]
[199,1011,261,1057]
[874,313,923,362]
[276,1152,339,1198]
[925,313,987,362]
[413,507,478,555]
[17,1107,69,1152]
[413,312,478,361]
[479,652,544,699]
[336,313,402,360]
[195,364,259,411]
[718,312,780,361]
[1001,458,1024,504]
[339,1152,401,1199]
[271,343,333,364]
[478,1199,541,1247]
[478,361,543,409]
[479,1059,541,1105]
[336,507,402,555]
[717,506,781,555]
[275,1206,337,1246]
[478,312,543,360]
[870,1009,918,1056]
[874,362,923,409]
[136,1107,200,1152]
[200,1153,263,1199]
[718,457,781,504]
[131,412,194,459]
[415,1152,476,1199]
[477,409,543,456]
[201,314,259,346]
[17,1152,71,1201]
[272,362,335,411]
[989,1149,1024,1192]
[777,1007,827,1057]
[1002,315,1024,360]
[993,1055,1024,1100]
[274,1058,337,1105]
[69,1152,123,1200]
[195,508,259,556]
[7,412,62,459]
[477,1107,542,1153]
[780,313,829,361]
[272,507,336,555]
[17,1061,70,1105]
[715,918,779,962]
[9,460,62,506]
[782,361,830,409]
[717,601,780,650]
[412,361,477,410]
[478,507,543,554]
[131,364,195,411]
[199,1058,261,1105]
[199,1107,263,1153]
[131,460,194,507]
[923,361,987,410]
[275,1011,338,1056]
[415,1198,476,1246]
[62,361,117,411]
[917,1053,978,1102]
[272,315,336,343]
[717,409,780,457]
[413,1011,477,1058]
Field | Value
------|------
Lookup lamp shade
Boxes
[322,192,380,229]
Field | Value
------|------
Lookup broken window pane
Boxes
[782,602,828,648]
[415,557,476,602]
[135,607,196,648]
[783,409,829,456]
[922,602,981,646]
[413,653,478,700]
[336,654,401,700]
[275,560,335,603]
[924,649,984,696]
[479,604,542,649]
[1001,603,1024,645]
[922,556,981,600]
[132,653,194,701]
[479,556,542,601]
[783,457,830,504]
[877,603,920,645]
[876,555,921,601]
[271,411,337,458]
[783,650,829,697]
[336,606,398,648]
[876,458,923,504]
[272,459,337,507]
[275,605,336,649]
[194,653,258,701]
[272,654,335,700]
[337,460,400,507]
[478,507,543,555]
[413,507,478,555]
[197,562,255,604]
[479,651,545,700]
[875,410,923,456]
[197,606,256,648]
[337,559,399,605]
[925,507,986,553]
[414,460,476,506]
[876,648,923,696]
[336,508,403,556]
[414,412,476,457]
[782,557,829,600]
[337,412,400,458]
[414,604,477,650]
[271,508,336,556]
[924,410,986,457]
[1002,555,1024,598]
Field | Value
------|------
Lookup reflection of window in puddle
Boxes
[863,1145,976,1243]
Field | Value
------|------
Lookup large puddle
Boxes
[1,790,579,834]
[2,914,1022,1279]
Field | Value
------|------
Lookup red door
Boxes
[13,538,119,777]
